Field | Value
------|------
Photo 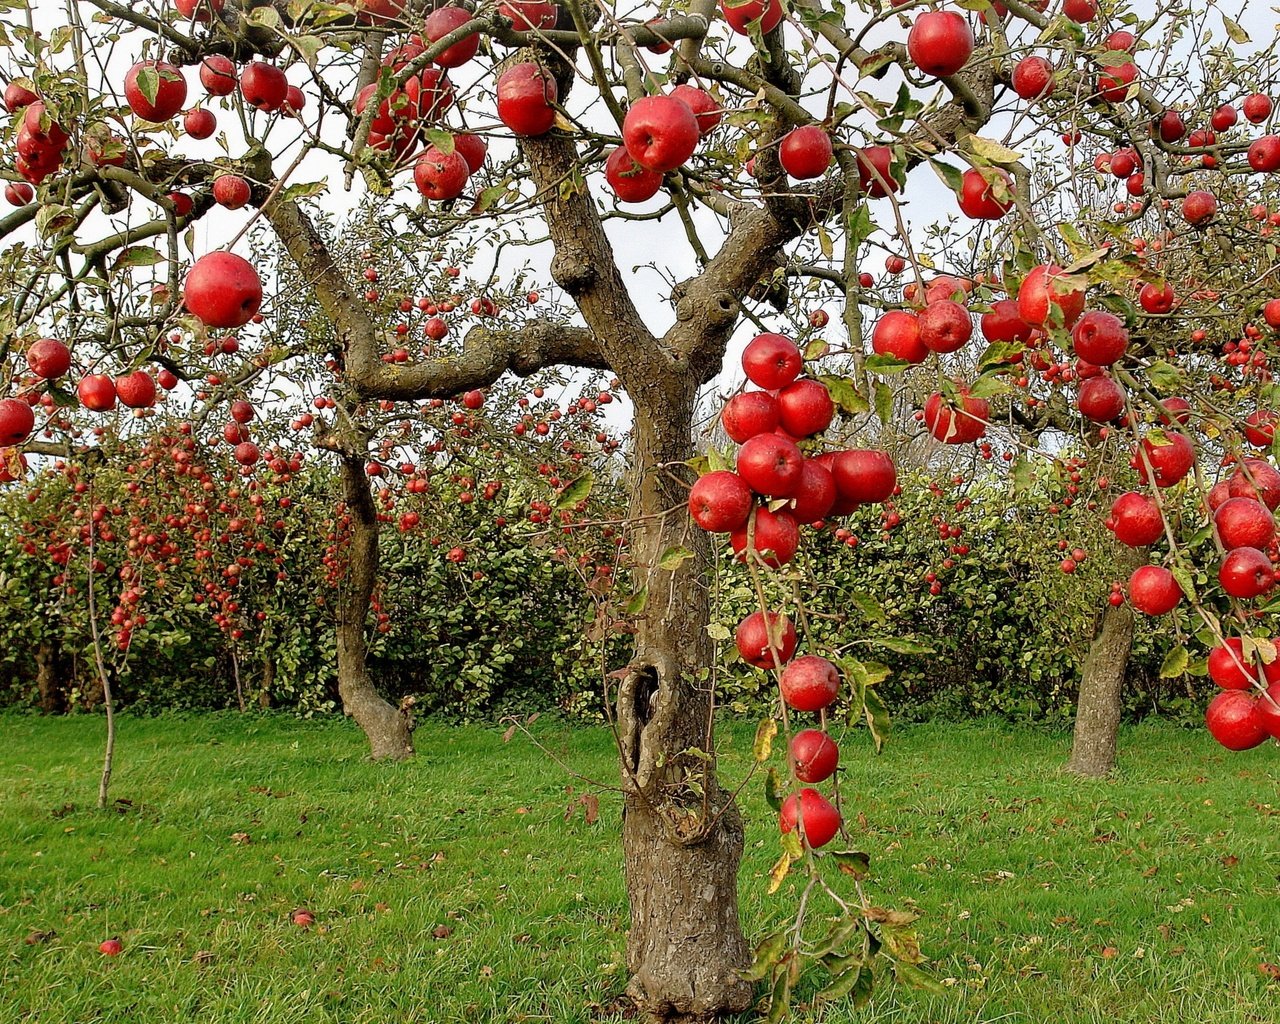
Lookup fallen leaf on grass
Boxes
[24,929,56,945]
[432,925,451,939]
[1100,946,1119,959]
[229,832,250,845]
[1221,854,1239,868]
[1259,963,1280,979]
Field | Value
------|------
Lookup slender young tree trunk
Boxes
[335,451,414,761]
[615,384,752,1020]
[1068,546,1143,777]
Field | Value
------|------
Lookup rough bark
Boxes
[335,449,414,761]
[1068,547,1143,777]
[616,384,752,1020]
[35,641,65,714]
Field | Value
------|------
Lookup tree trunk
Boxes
[35,641,64,714]
[1068,547,1142,776]
[335,451,414,761]
[616,383,752,1020]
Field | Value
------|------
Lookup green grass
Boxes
[1,713,1277,1023]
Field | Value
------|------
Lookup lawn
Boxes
[1,712,1277,1023]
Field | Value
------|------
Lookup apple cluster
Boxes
[688,332,899,850]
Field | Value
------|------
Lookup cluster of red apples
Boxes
[687,332,899,849]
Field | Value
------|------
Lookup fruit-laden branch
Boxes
[263,192,609,400]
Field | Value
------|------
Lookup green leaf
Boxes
[624,587,648,615]
[829,849,871,879]
[819,374,869,416]
[658,545,694,571]
[966,135,1022,166]
[423,127,456,155]
[863,686,890,754]
[817,964,865,1002]
[816,224,833,259]
[1171,563,1196,605]
[705,622,731,642]
[1159,645,1188,679]
[740,929,788,982]
[865,353,910,373]
[1012,455,1034,495]
[111,246,163,271]
[279,181,328,202]
[930,159,964,196]
[850,590,886,624]
[978,341,1026,370]
[753,717,777,762]
[873,380,893,426]
[846,204,876,247]
[135,64,160,106]
[894,961,946,995]
[1145,359,1181,394]
[35,204,74,237]
[1222,13,1250,44]
[294,34,324,69]
[247,5,281,27]
[555,471,593,509]
[763,967,792,1024]
[867,636,933,655]
[804,335,829,360]
[764,766,783,812]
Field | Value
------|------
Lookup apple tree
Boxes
[5,0,1280,1017]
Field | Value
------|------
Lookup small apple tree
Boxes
[5,0,1280,1017]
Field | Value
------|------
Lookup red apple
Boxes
[1133,431,1195,488]
[124,61,187,122]
[498,0,558,30]
[453,133,487,173]
[604,146,663,203]
[199,56,237,96]
[1077,375,1125,423]
[1219,547,1275,599]
[1244,410,1277,448]
[872,309,927,363]
[1128,565,1182,615]
[212,174,251,209]
[917,299,972,353]
[779,788,840,848]
[981,299,1033,344]
[1256,683,1280,739]
[735,610,797,668]
[779,655,840,711]
[721,391,779,443]
[423,6,480,67]
[1071,309,1128,365]
[184,107,216,139]
[1248,136,1280,172]
[1011,56,1054,100]
[623,95,700,173]
[1096,61,1138,102]
[1215,497,1275,551]
[496,63,557,137]
[779,125,833,180]
[1182,190,1217,226]
[0,398,34,445]
[719,0,783,35]
[1106,491,1163,547]
[786,459,836,523]
[1205,691,1269,751]
[855,145,899,198]
[736,433,804,497]
[907,10,973,78]
[98,938,123,956]
[115,370,156,409]
[3,81,37,112]
[1243,93,1273,124]
[1063,0,1096,22]
[1207,637,1280,690]
[1138,282,1175,314]
[77,374,117,412]
[240,62,288,112]
[26,338,71,379]
[790,730,838,783]
[184,252,263,329]
[1228,459,1280,509]
[924,386,988,443]
[1018,264,1085,328]
[688,471,753,532]
[671,85,721,135]
[957,167,1014,220]
[742,333,801,389]
[777,379,834,437]
[414,146,470,201]
[829,449,896,507]
[730,507,800,568]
